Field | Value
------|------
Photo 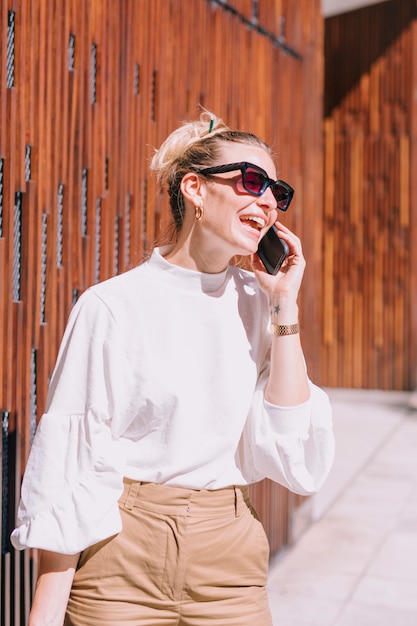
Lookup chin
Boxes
[220,232,260,261]
[239,239,260,257]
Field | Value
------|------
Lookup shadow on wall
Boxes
[324,0,417,116]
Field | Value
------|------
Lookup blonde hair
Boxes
[150,109,270,233]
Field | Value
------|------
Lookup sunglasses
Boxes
[194,161,294,211]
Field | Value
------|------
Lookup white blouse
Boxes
[11,248,334,554]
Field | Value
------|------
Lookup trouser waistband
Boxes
[119,478,251,518]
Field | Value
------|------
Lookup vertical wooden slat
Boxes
[323,0,417,389]
[410,13,417,392]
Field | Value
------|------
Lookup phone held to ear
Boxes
[257,225,289,274]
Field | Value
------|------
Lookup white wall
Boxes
[322,0,389,17]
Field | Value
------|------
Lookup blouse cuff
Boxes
[263,396,312,438]
[10,411,125,554]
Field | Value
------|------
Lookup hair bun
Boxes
[150,108,229,183]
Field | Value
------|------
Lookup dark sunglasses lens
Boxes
[273,185,290,210]
[242,169,265,195]
[241,167,291,210]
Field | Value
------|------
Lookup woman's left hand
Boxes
[251,221,306,300]
[254,221,310,406]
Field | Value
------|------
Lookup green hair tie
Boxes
[209,118,214,133]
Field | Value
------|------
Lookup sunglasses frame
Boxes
[194,161,294,212]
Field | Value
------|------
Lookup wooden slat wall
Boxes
[323,0,417,389]
[0,0,324,621]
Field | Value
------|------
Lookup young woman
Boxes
[12,111,334,626]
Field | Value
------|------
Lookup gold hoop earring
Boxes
[195,204,203,221]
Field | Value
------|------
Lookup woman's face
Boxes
[197,143,279,263]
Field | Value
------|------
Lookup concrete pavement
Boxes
[267,388,417,626]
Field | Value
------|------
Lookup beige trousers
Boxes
[65,479,272,626]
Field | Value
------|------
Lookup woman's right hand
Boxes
[28,550,80,626]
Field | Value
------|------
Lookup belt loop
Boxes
[124,481,141,510]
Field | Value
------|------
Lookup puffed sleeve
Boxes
[238,375,335,495]
[11,290,134,554]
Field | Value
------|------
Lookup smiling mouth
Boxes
[240,216,267,233]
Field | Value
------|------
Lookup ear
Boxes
[180,172,205,206]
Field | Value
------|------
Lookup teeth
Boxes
[241,216,266,228]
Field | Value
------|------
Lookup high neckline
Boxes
[147,246,230,294]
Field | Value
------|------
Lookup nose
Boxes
[257,185,277,213]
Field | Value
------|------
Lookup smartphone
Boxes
[257,225,289,274]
